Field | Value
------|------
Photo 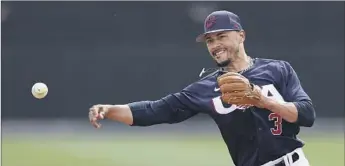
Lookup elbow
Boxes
[302,110,316,127]
[296,101,316,127]
[305,103,316,127]
[128,101,161,126]
[129,100,175,126]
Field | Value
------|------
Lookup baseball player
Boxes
[89,10,316,166]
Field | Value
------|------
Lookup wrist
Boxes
[260,96,277,110]
[103,105,116,118]
[105,105,133,125]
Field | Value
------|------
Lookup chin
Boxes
[216,59,231,67]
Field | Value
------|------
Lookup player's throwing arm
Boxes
[89,104,133,128]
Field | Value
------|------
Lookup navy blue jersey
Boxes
[129,58,315,166]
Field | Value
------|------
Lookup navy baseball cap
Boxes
[196,10,243,42]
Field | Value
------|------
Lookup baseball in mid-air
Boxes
[31,82,48,99]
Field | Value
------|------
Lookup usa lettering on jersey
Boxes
[212,84,285,135]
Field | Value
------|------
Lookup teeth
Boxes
[215,50,225,56]
[216,50,224,55]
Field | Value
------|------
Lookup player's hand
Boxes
[89,104,111,129]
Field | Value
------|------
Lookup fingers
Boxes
[89,105,103,129]
[98,106,106,119]
[88,104,112,129]
[91,120,101,129]
[98,111,105,119]
[89,109,99,128]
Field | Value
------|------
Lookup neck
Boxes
[226,50,251,73]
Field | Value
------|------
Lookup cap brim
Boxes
[195,29,238,42]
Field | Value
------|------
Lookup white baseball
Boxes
[31,82,48,99]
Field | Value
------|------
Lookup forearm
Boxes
[101,92,198,127]
[101,101,166,127]
[102,100,176,127]
[263,97,298,123]
[104,105,134,125]
[262,97,316,127]
[128,100,174,126]
[128,98,198,126]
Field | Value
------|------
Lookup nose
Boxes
[210,43,223,52]
[208,40,221,50]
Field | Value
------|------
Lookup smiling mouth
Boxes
[212,49,227,57]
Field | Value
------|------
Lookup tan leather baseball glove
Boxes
[217,72,264,108]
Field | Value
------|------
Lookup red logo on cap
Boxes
[233,23,239,29]
[205,16,216,29]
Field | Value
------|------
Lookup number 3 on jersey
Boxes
[262,84,284,135]
[268,113,282,135]
[212,84,286,135]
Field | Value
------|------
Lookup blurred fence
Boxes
[2,1,344,120]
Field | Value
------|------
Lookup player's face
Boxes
[205,31,244,67]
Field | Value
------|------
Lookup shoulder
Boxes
[182,70,219,93]
[255,58,293,72]
[256,58,290,67]
[252,58,296,85]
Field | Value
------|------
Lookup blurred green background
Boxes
[2,119,344,166]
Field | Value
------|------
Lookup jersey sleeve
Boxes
[280,61,310,102]
[280,61,316,127]
[128,87,200,126]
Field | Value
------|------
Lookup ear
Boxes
[239,30,246,43]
